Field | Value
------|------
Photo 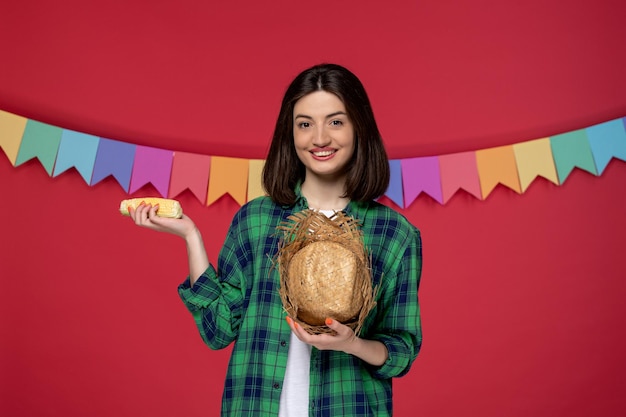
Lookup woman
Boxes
[129,63,422,416]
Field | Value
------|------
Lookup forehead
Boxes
[293,91,346,115]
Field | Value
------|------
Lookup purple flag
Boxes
[91,139,136,192]
[401,156,443,205]
[383,160,404,208]
[129,146,174,197]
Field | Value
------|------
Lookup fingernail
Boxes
[286,317,292,325]
[325,318,333,326]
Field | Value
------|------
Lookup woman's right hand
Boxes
[128,202,197,240]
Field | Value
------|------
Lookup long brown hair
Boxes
[262,63,390,206]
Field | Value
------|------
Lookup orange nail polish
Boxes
[325,318,333,326]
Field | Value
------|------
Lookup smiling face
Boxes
[293,91,355,183]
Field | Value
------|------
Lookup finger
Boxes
[130,203,142,224]
[148,203,159,220]
[325,317,343,333]
[133,202,147,224]
[285,316,296,332]
[287,317,312,342]
[293,320,311,340]
[135,203,153,226]
[146,204,176,228]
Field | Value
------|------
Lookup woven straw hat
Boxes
[276,209,376,335]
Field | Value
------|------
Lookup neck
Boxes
[301,177,350,211]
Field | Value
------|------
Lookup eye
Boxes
[297,122,311,129]
[330,119,343,126]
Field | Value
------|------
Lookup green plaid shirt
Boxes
[178,188,422,416]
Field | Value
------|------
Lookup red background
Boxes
[1,1,626,416]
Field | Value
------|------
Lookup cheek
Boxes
[293,138,308,157]
[343,133,356,151]
[293,131,304,147]
[345,137,357,159]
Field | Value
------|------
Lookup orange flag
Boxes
[207,156,250,206]
[476,145,521,198]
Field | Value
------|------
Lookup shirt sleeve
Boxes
[177,209,251,350]
[368,227,422,379]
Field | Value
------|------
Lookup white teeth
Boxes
[313,150,335,157]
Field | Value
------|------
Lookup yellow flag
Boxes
[513,138,559,192]
[0,110,28,165]
[247,159,266,202]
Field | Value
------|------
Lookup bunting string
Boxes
[1,109,625,208]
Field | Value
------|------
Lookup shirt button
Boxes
[273,383,280,389]
[280,340,286,347]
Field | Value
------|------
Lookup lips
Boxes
[310,147,337,160]
[312,149,336,157]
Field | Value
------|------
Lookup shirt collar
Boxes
[290,181,369,220]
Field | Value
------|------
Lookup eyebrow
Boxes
[294,111,348,120]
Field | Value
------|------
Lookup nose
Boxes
[312,126,331,147]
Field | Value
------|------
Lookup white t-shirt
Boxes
[279,209,336,416]
[279,333,312,416]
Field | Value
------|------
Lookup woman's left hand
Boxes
[286,316,389,366]
[286,317,357,353]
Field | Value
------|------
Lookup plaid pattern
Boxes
[178,187,422,416]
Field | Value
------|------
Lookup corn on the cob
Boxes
[119,198,183,218]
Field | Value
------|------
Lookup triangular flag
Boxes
[513,138,559,192]
[0,110,28,165]
[586,119,626,174]
[550,129,597,182]
[476,145,521,198]
[206,156,249,206]
[169,152,211,203]
[129,146,174,197]
[52,130,100,183]
[91,138,136,192]
[15,120,63,175]
[439,152,482,203]
[384,160,404,208]
[247,159,266,202]
[401,156,443,205]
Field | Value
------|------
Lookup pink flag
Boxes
[169,152,211,203]
[439,152,482,203]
